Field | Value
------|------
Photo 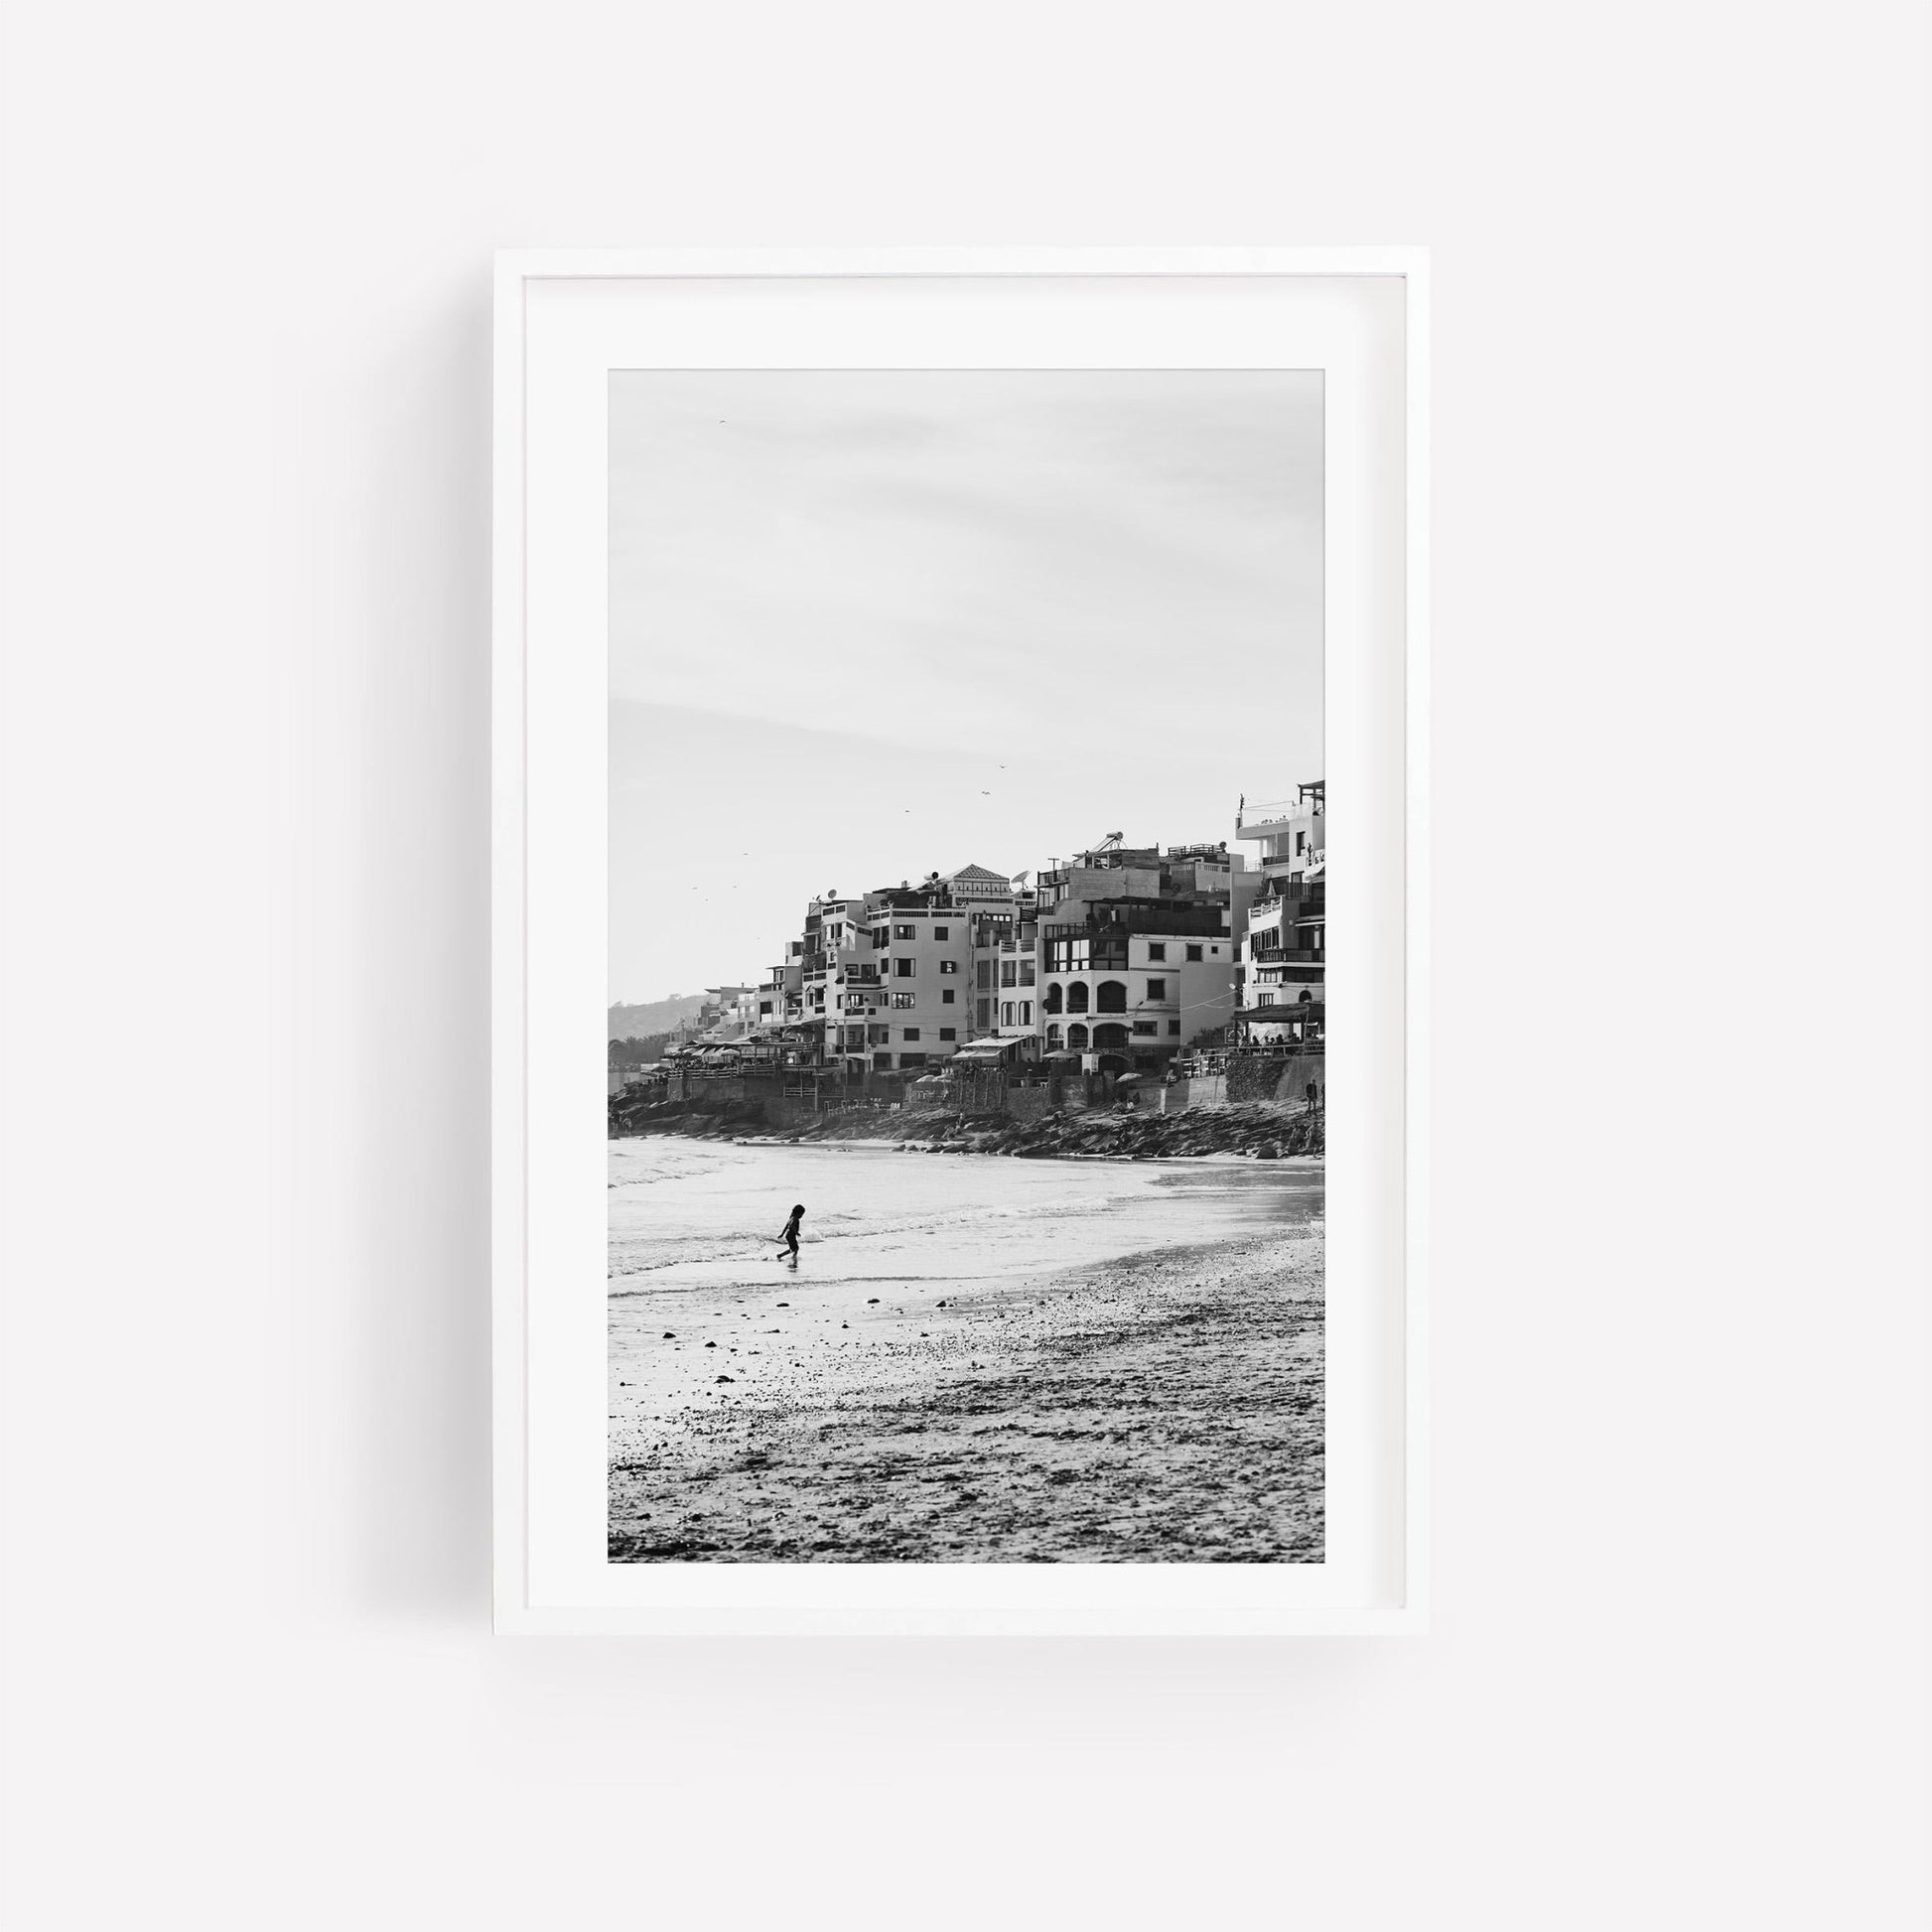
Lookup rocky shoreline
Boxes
[616,1098,1323,1161]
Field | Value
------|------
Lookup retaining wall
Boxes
[1005,1085,1055,1125]
[1225,1055,1324,1107]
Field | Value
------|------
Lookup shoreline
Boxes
[608,1221,1323,1564]
[613,1097,1325,1163]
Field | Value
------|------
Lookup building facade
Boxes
[645,804,1324,1083]
[1232,780,1325,1044]
[1033,838,1250,1072]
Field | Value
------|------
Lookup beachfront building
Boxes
[798,894,865,1041]
[1034,837,1252,1073]
[663,985,745,1050]
[692,985,758,1043]
[939,861,1041,1049]
[754,959,795,1028]
[849,886,975,1072]
[787,869,1026,1075]
[1232,781,1325,1046]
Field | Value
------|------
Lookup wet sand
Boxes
[608,1222,1322,1563]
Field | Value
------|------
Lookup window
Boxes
[1147,942,1167,962]
[1094,1024,1130,1049]
[873,1051,894,1070]
[892,992,915,1009]
[845,1026,865,1049]
[932,925,948,940]
[941,988,956,1004]
[894,957,915,978]
[1295,830,1306,855]
[976,960,992,990]
[1132,1021,1157,1036]
[1019,960,1035,987]
[1065,982,1090,1014]
[1045,935,1091,973]
[1019,1001,1033,1025]
[1146,978,1166,1002]
[895,923,914,939]
[1045,1023,1063,1047]
[1096,980,1128,1014]
[1067,1024,1089,1048]
[1000,960,1017,987]
[871,929,888,949]
[1185,945,1203,962]
[1001,1002,1014,1026]
[759,1001,773,1015]
[901,1028,920,1041]
[1170,1020,1182,1035]
[1210,945,1220,956]
[938,959,958,975]
[976,999,991,1027]
[938,1027,956,1041]
[1042,982,1062,1015]
[868,1025,889,1045]
[899,1052,927,1069]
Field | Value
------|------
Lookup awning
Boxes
[949,1036,1034,1060]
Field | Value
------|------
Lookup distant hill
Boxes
[608,993,709,1041]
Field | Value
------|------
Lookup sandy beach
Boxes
[608,1142,1322,1562]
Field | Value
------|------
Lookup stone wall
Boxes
[1225,1054,1324,1107]
[622,1055,1323,1139]
[1138,1074,1228,1111]
[1005,1085,1055,1125]
[947,1064,1011,1115]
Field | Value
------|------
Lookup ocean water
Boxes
[609,1137,1322,1303]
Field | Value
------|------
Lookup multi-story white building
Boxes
[790,870,1020,1075]
[848,895,974,1071]
[1232,781,1325,1042]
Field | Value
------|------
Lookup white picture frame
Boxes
[493,249,1430,1634]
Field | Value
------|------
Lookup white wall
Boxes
[3,5,1927,1928]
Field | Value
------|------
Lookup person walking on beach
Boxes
[774,1203,805,1266]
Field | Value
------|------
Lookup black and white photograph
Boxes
[8,7,1929,1923]
[606,370,1329,1562]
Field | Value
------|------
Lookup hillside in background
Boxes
[608,993,709,1041]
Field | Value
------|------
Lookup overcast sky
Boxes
[611,369,1321,1004]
